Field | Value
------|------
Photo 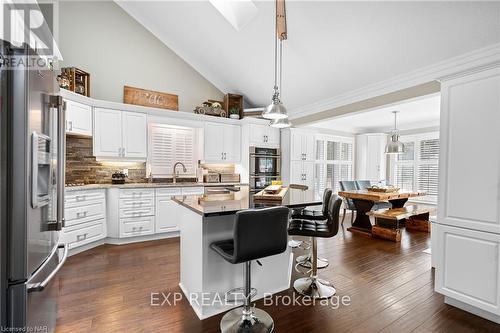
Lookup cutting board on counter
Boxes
[253,187,289,201]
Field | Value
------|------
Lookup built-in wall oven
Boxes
[249,147,281,193]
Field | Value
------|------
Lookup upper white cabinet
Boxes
[204,122,241,163]
[249,124,280,148]
[355,133,387,182]
[93,108,147,159]
[65,99,92,136]
[122,112,148,158]
[290,130,315,161]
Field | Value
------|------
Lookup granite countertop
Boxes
[173,185,322,217]
[65,182,248,191]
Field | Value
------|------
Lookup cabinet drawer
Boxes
[119,188,154,199]
[120,205,155,218]
[65,190,105,206]
[120,216,154,238]
[62,220,105,249]
[119,197,154,209]
[182,187,204,196]
[156,187,182,197]
[65,201,105,227]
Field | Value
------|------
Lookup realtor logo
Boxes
[2,2,57,69]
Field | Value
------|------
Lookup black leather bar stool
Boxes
[288,195,342,299]
[290,189,333,269]
[210,206,290,333]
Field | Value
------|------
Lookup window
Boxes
[148,124,197,177]
[391,132,439,203]
[315,135,354,198]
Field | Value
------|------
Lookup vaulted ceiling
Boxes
[117,1,500,119]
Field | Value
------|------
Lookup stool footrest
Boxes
[224,287,257,304]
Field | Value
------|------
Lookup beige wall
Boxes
[58,1,223,112]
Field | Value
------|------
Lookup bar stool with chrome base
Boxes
[210,206,290,333]
[288,195,342,299]
[291,189,333,270]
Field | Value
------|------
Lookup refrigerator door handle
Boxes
[52,95,66,229]
[27,244,68,293]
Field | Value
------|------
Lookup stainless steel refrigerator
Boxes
[0,40,67,332]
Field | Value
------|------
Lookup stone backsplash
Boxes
[65,135,146,185]
[66,136,237,185]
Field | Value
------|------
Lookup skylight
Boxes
[209,0,258,31]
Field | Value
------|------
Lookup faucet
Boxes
[172,162,187,184]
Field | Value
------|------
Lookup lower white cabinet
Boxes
[62,189,107,249]
[290,160,315,202]
[118,188,155,238]
[155,188,182,233]
[434,224,500,316]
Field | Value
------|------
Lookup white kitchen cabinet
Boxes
[65,99,93,136]
[204,122,241,163]
[93,108,147,159]
[249,124,280,148]
[289,161,315,201]
[62,189,106,249]
[281,128,316,198]
[434,224,500,317]
[122,112,147,158]
[118,188,155,238]
[155,188,182,233]
[290,130,315,161]
[435,66,500,323]
[355,133,387,182]
[94,108,123,157]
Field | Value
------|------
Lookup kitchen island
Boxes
[173,186,321,319]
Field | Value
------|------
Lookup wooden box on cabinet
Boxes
[224,93,243,118]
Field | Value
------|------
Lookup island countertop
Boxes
[172,185,322,216]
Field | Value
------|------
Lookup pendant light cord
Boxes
[279,39,283,99]
[273,5,278,92]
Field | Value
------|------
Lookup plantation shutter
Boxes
[417,138,439,201]
[149,124,196,177]
[393,164,415,190]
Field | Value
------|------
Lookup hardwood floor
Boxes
[53,218,499,333]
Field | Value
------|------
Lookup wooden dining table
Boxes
[337,189,426,235]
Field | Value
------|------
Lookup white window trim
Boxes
[391,131,439,204]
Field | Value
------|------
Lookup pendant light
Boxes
[385,111,406,154]
[270,39,291,128]
[263,0,288,120]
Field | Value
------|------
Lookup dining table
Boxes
[337,189,426,235]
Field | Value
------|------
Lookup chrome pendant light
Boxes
[385,111,405,154]
[270,39,290,128]
[263,0,289,121]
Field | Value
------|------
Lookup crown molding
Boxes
[289,43,500,120]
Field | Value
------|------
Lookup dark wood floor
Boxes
[53,217,500,333]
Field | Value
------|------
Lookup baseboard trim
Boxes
[445,296,500,324]
[67,232,180,256]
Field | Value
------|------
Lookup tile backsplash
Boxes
[66,135,146,184]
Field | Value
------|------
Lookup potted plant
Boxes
[229,106,240,119]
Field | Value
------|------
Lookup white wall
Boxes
[58,1,223,112]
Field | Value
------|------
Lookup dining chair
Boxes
[355,180,371,190]
[339,180,357,225]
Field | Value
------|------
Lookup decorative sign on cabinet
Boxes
[93,108,147,159]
